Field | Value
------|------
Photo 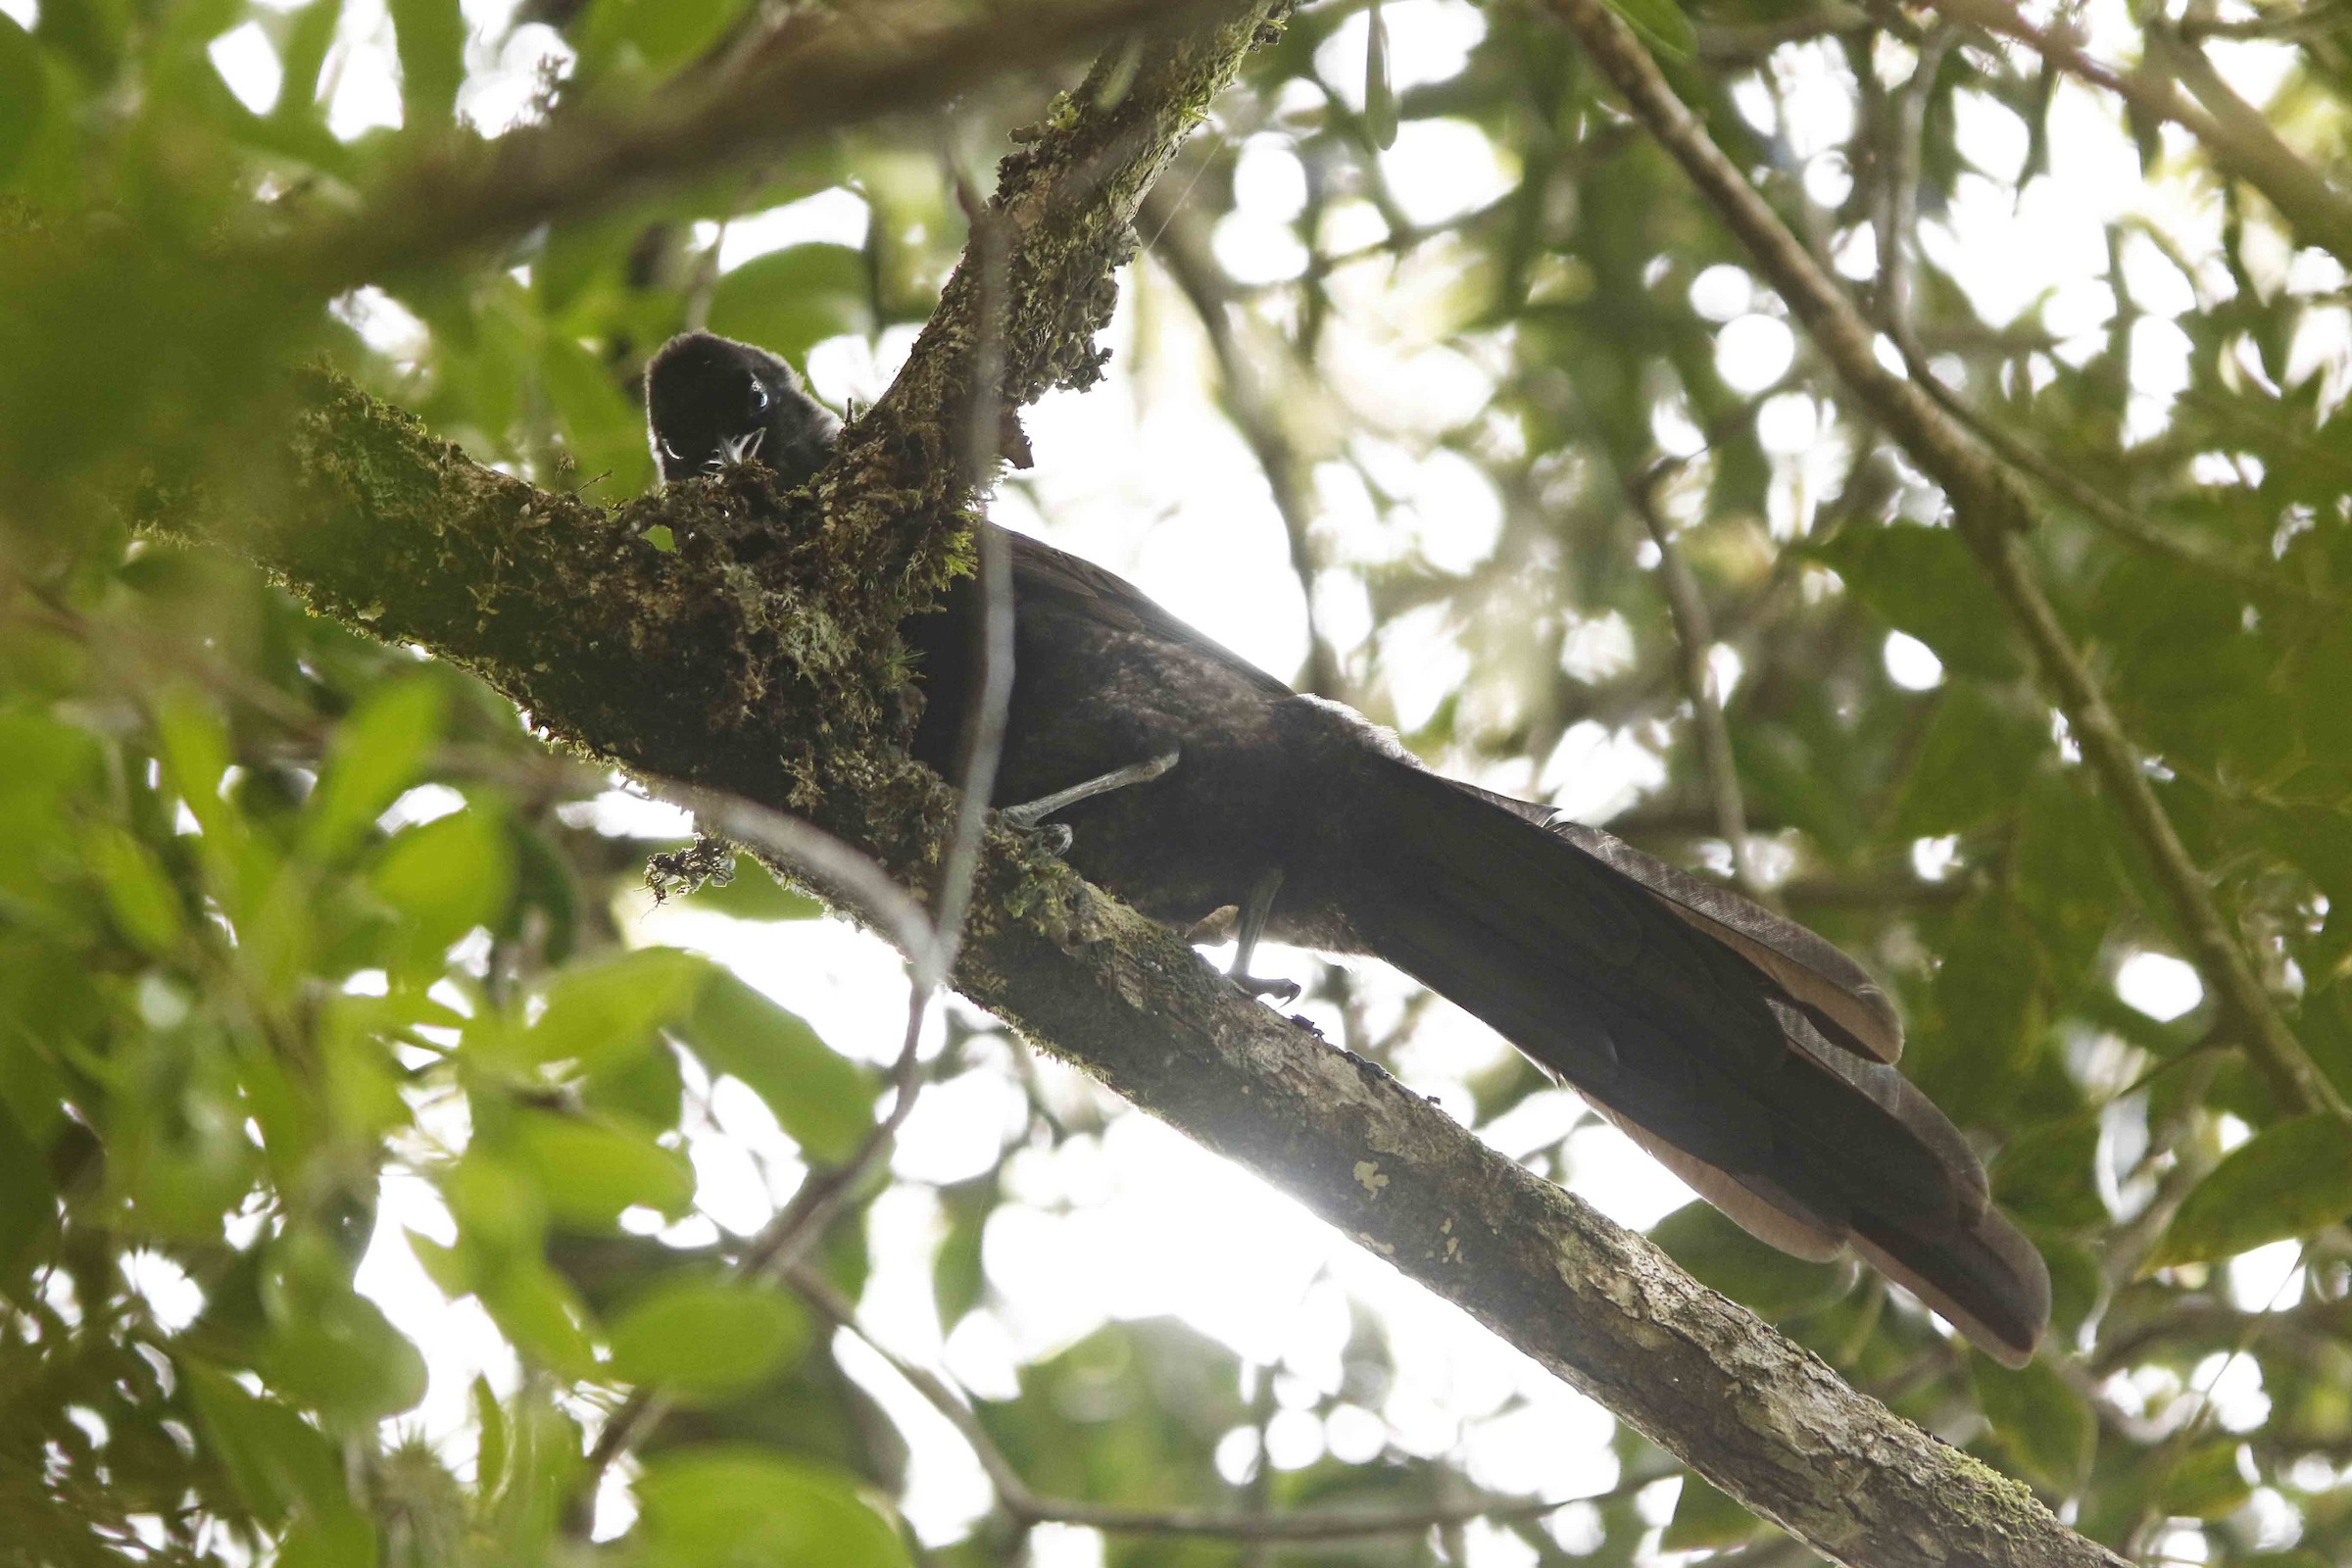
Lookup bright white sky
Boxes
[154,0,2352,1559]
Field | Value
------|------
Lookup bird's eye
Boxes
[750,380,771,413]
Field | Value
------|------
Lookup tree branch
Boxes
[289,0,1257,290]
[1535,0,2347,1126]
[1626,468,1774,906]
[153,11,2142,1565]
[1921,0,2352,270]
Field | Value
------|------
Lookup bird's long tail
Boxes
[1344,760,2049,1365]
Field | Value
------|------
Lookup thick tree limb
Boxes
[151,10,2136,1565]
[1535,0,2347,1126]
[291,0,1255,289]
[172,368,2130,1568]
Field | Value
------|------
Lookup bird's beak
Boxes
[709,427,767,472]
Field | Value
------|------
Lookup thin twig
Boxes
[1143,189,1345,696]
[1626,467,1773,906]
[647,778,943,976]
[1921,0,2352,268]
[785,1260,1654,1541]
[1875,23,1958,340]
[930,191,1019,973]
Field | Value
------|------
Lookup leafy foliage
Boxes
[2,0,2350,1564]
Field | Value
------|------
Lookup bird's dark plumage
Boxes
[645,331,2052,1366]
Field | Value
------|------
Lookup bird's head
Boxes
[644,330,840,488]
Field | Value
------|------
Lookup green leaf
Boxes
[0,1102,55,1284]
[1661,1477,1765,1551]
[1649,1202,1846,1319]
[1888,685,2046,838]
[606,1274,810,1399]
[1807,523,2024,681]
[471,1376,508,1494]
[688,858,822,920]
[478,1256,601,1379]
[2159,1441,2252,1520]
[676,971,877,1163]
[510,1108,694,1229]
[538,330,652,495]
[1362,3,1396,152]
[517,946,710,1078]
[387,0,465,126]
[706,243,872,365]
[1991,1119,2107,1230]
[2149,1114,2352,1269]
[442,1148,549,1257]
[1603,0,1694,59]
[1918,893,2043,1123]
[369,806,514,974]
[1972,1353,2093,1496]
[87,824,184,956]
[258,1233,429,1426]
[0,18,46,184]
[303,675,447,862]
[578,0,747,75]
[630,1446,910,1568]
[186,1362,369,1539]
[153,692,238,836]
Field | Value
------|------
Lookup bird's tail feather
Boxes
[1346,760,2049,1366]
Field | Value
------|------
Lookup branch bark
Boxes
[1535,0,2347,1127]
[153,12,2133,1567]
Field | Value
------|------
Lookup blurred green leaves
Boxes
[0,18,46,183]
[679,971,879,1163]
[1806,523,2023,681]
[388,0,465,126]
[606,1273,811,1399]
[3,0,2351,1562]
[628,1446,910,1568]
[2149,1115,2352,1270]
[707,243,875,367]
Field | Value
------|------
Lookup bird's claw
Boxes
[1002,814,1074,857]
[1232,972,1301,1005]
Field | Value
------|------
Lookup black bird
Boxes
[646,330,2051,1366]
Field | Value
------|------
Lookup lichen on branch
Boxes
[149,7,2129,1564]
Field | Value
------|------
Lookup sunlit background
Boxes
[249,0,2327,1555]
[9,0,2350,1561]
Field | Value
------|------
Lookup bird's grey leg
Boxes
[1230,867,1301,1004]
[999,748,1179,854]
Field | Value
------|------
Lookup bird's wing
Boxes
[1004,528,1298,700]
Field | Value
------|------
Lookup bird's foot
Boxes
[997,749,1179,857]
[1002,817,1074,857]
[1230,970,1301,1005]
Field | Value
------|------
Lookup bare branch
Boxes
[1625,470,1773,906]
